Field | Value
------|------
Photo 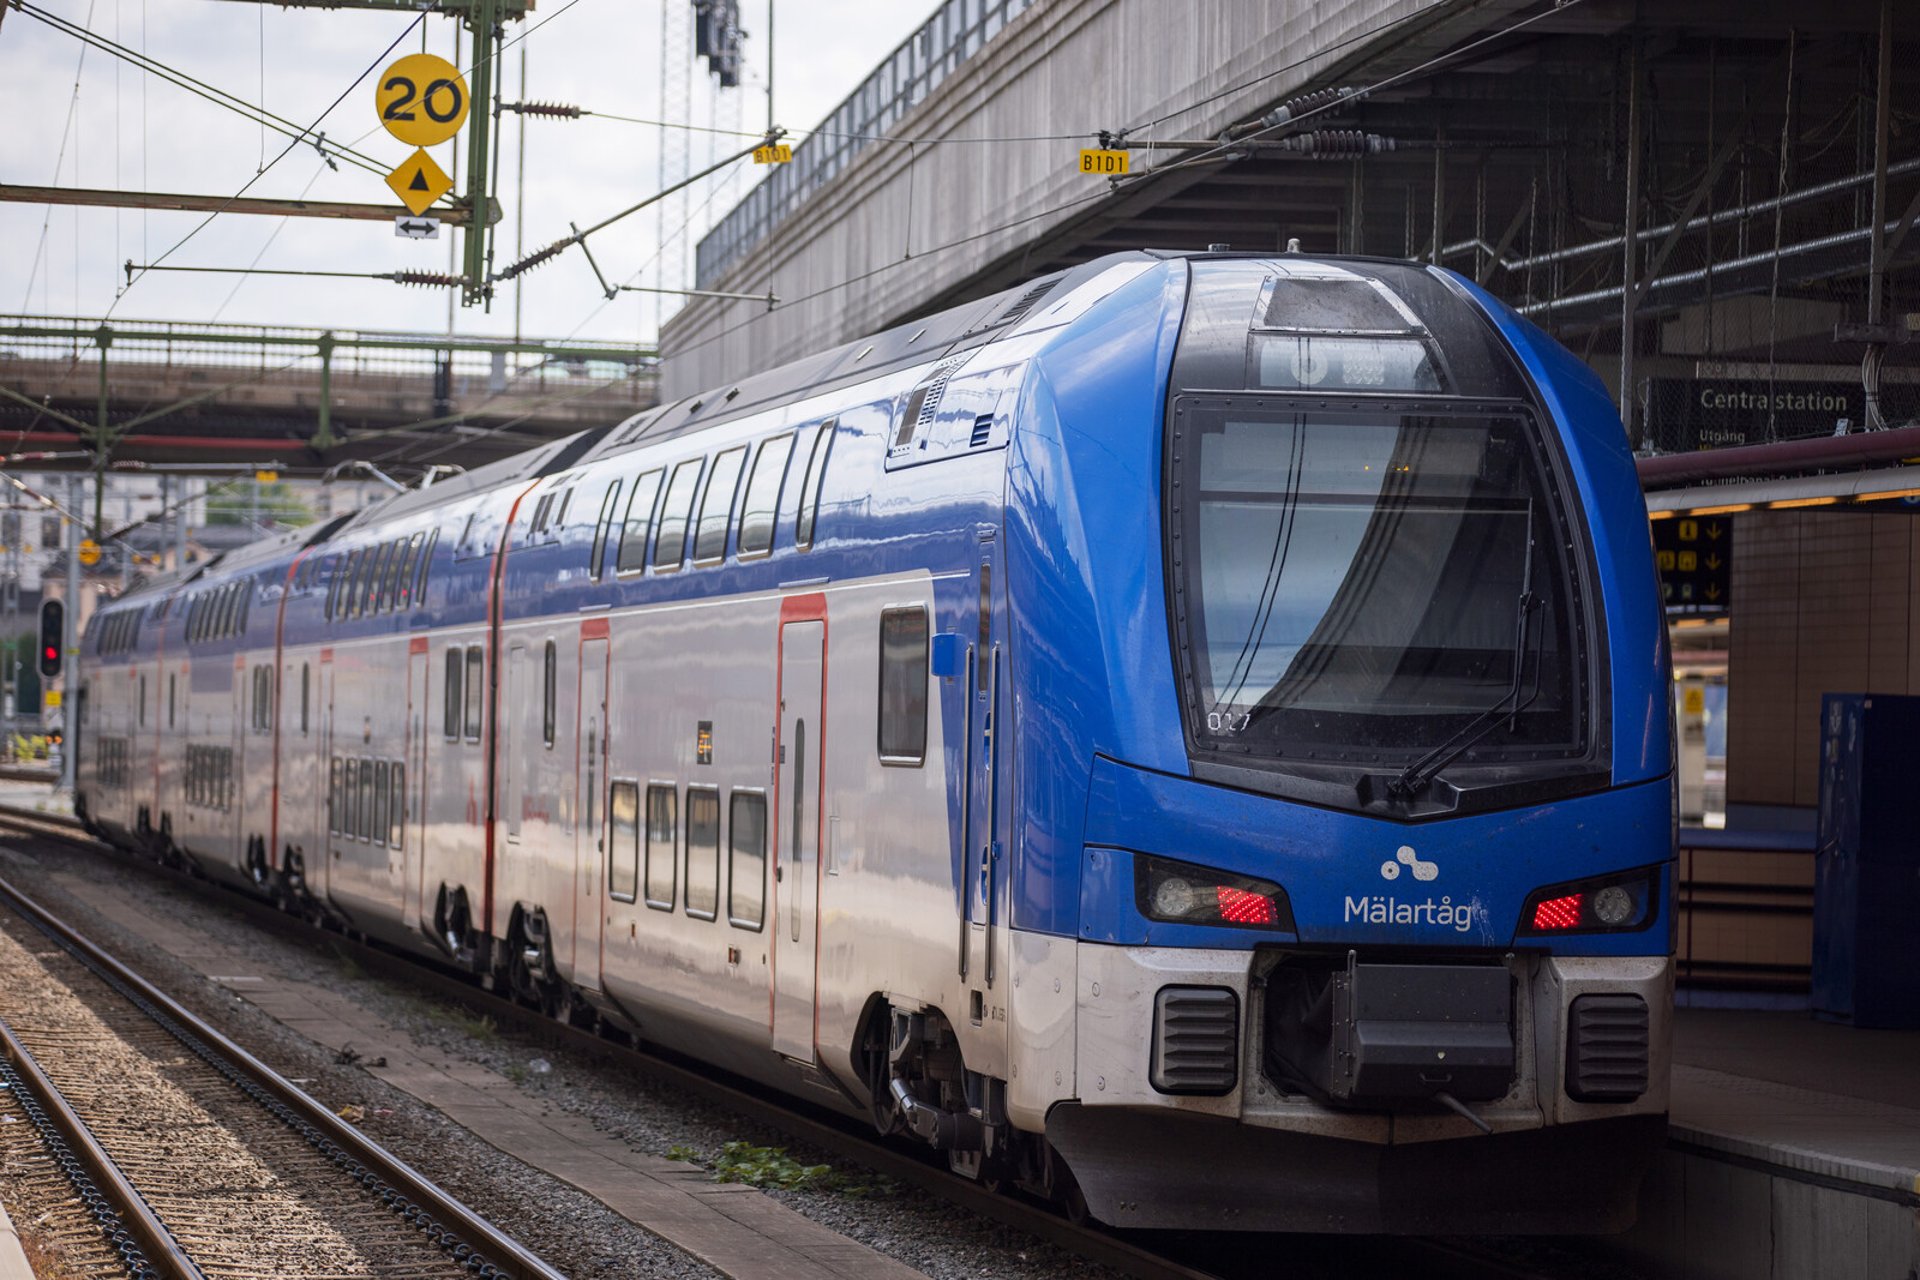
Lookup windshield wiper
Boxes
[1387,533,1544,801]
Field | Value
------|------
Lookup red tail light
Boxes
[1215,885,1277,925]
[1531,892,1584,931]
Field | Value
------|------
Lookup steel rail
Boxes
[0,860,568,1280]
[0,805,1221,1280]
[0,1013,201,1280]
[0,806,1577,1280]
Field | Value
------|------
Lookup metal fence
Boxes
[694,0,1036,287]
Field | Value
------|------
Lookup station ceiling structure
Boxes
[665,0,1920,490]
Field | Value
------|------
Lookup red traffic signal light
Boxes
[37,599,64,680]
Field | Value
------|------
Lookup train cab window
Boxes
[684,787,720,920]
[652,459,705,571]
[373,761,390,846]
[541,641,557,748]
[738,434,795,558]
[644,784,677,911]
[443,649,463,739]
[463,645,485,741]
[728,792,767,931]
[590,480,622,580]
[608,781,640,903]
[616,469,664,573]
[693,446,747,562]
[796,420,836,549]
[878,607,930,765]
[390,762,405,848]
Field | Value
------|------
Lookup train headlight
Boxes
[1135,855,1295,931]
[1518,868,1659,936]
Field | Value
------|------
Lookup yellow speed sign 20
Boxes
[376,53,469,147]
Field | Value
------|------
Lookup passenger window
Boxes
[390,762,405,848]
[685,788,720,919]
[645,784,677,910]
[381,538,407,612]
[693,446,747,562]
[464,646,485,741]
[609,781,640,903]
[416,528,438,604]
[652,459,705,571]
[364,542,391,615]
[139,675,146,726]
[373,761,390,846]
[591,480,622,580]
[236,585,251,635]
[300,663,310,735]
[878,607,930,765]
[356,760,374,840]
[342,758,359,838]
[328,759,340,833]
[169,674,176,729]
[398,533,423,609]
[738,434,795,557]
[617,469,664,572]
[443,649,463,739]
[341,551,362,618]
[542,641,557,748]
[728,792,767,931]
[796,421,836,548]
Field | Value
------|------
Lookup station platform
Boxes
[1616,1008,1920,1277]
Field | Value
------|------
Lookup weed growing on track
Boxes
[669,1141,893,1196]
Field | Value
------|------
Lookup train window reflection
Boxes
[738,433,794,558]
[542,641,557,747]
[878,607,929,765]
[591,480,622,580]
[443,649,463,739]
[685,787,720,919]
[796,421,836,549]
[617,469,664,572]
[728,792,766,931]
[464,646,485,741]
[645,784,677,910]
[694,446,747,562]
[653,458,705,571]
[609,781,639,903]
[390,762,405,848]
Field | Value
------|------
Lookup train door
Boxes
[962,543,1007,1001]
[772,611,824,1062]
[572,634,609,993]
[403,640,430,926]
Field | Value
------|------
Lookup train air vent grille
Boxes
[1151,986,1239,1095]
[893,355,970,451]
[1565,994,1650,1102]
[970,415,994,448]
[994,279,1059,327]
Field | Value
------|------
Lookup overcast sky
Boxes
[0,0,932,344]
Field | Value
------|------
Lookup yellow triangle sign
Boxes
[386,148,453,216]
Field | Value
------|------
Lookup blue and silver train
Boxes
[76,250,1674,1233]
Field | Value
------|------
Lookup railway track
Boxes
[0,846,567,1280]
[0,804,1578,1280]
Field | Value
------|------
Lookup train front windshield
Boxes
[1169,402,1586,770]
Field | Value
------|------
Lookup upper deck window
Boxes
[738,433,795,557]
[653,459,705,571]
[617,469,664,573]
[796,421,836,549]
[693,446,747,562]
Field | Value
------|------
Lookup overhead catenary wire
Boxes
[114,11,428,314]
[18,0,100,314]
[10,1,391,179]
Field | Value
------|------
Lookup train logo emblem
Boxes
[1380,846,1438,881]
